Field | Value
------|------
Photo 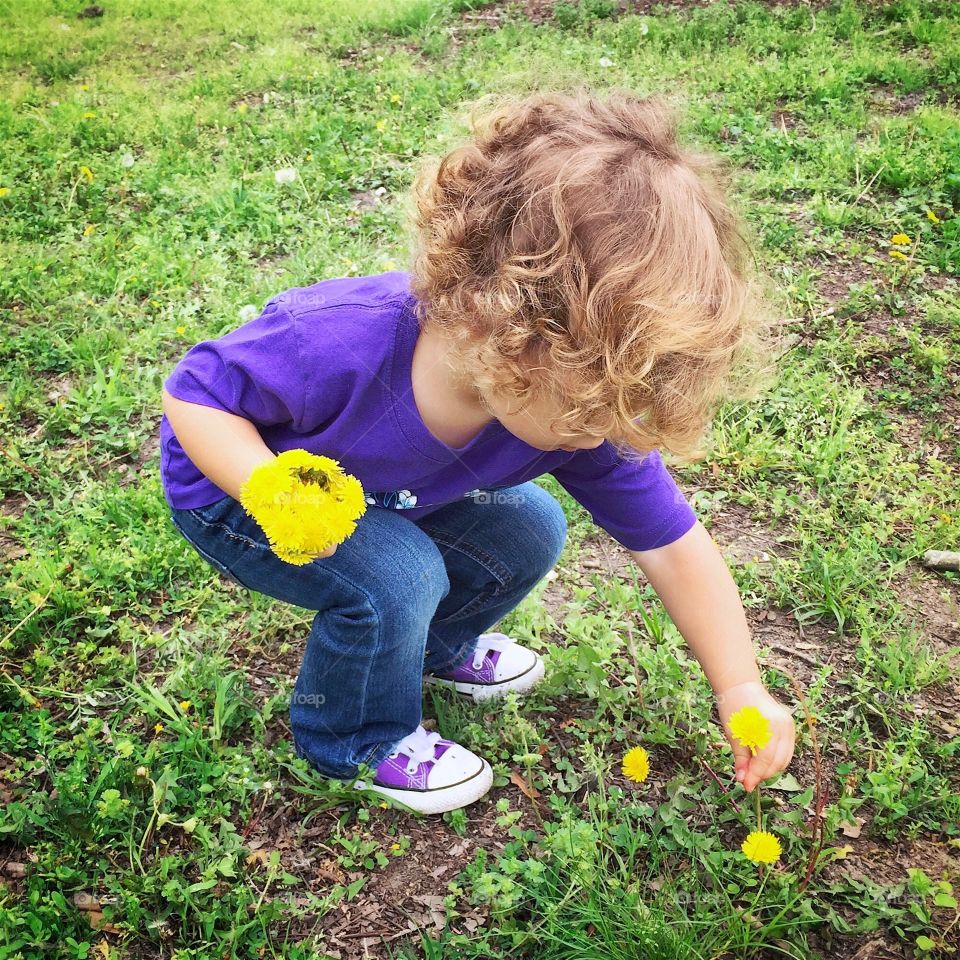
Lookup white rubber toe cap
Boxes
[355,748,493,815]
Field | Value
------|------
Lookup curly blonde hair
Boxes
[406,87,783,462]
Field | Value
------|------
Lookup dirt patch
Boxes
[455,0,852,34]
[805,251,960,463]
[0,492,28,521]
[866,82,958,114]
[892,561,960,650]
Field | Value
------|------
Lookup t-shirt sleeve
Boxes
[549,442,698,551]
[162,299,306,428]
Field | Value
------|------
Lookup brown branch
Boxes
[779,666,826,892]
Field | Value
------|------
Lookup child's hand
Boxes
[717,681,795,792]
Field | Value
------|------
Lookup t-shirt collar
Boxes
[390,294,506,463]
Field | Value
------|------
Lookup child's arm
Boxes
[628,519,796,792]
[163,389,340,558]
[163,388,277,501]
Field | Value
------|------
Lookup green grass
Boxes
[2,0,959,957]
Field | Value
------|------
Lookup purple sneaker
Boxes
[353,724,492,814]
[424,632,546,702]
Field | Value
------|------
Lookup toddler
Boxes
[160,89,796,815]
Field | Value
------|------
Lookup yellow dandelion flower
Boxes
[79,165,94,183]
[741,830,782,864]
[926,210,940,224]
[390,94,402,105]
[239,450,367,564]
[237,102,249,114]
[383,260,397,271]
[262,508,309,552]
[621,746,650,783]
[154,722,164,734]
[889,249,909,261]
[176,325,186,335]
[391,842,401,851]
[728,706,772,757]
[178,699,191,711]
[0,187,10,197]
[375,118,387,132]
[891,233,911,245]
[83,223,96,236]
[83,111,96,119]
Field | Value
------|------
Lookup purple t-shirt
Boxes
[159,271,697,551]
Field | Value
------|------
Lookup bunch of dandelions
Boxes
[729,706,782,866]
[239,449,367,564]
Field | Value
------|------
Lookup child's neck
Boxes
[411,323,495,448]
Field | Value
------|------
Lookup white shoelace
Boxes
[469,632,513,671]
[388,724,443,776]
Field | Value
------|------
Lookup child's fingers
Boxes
[734,755,749,783]
[744,735,792,791]
[742,743,781,792]
[772,735,795,781]
[729,739,751,784]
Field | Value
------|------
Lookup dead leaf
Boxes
[840,816,867,838]
[510,769,540,800]
[245,849,271,867]
[88,912,121,934]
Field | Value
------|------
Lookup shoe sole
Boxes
[354,759,493,815]
[424,653,545,703]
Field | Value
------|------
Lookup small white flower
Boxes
[120,153,135,168]
[274,167,297,184]
[238,304,259,323]
[638,20,649,35]
[262,92,271,104]
[598,56,614,68]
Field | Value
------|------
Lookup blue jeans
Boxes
[169,482,567,779]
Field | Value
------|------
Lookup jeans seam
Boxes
[188,515,261,551]
[354,738,398,773]
[171,514,247,586]
[415,525,512,592]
